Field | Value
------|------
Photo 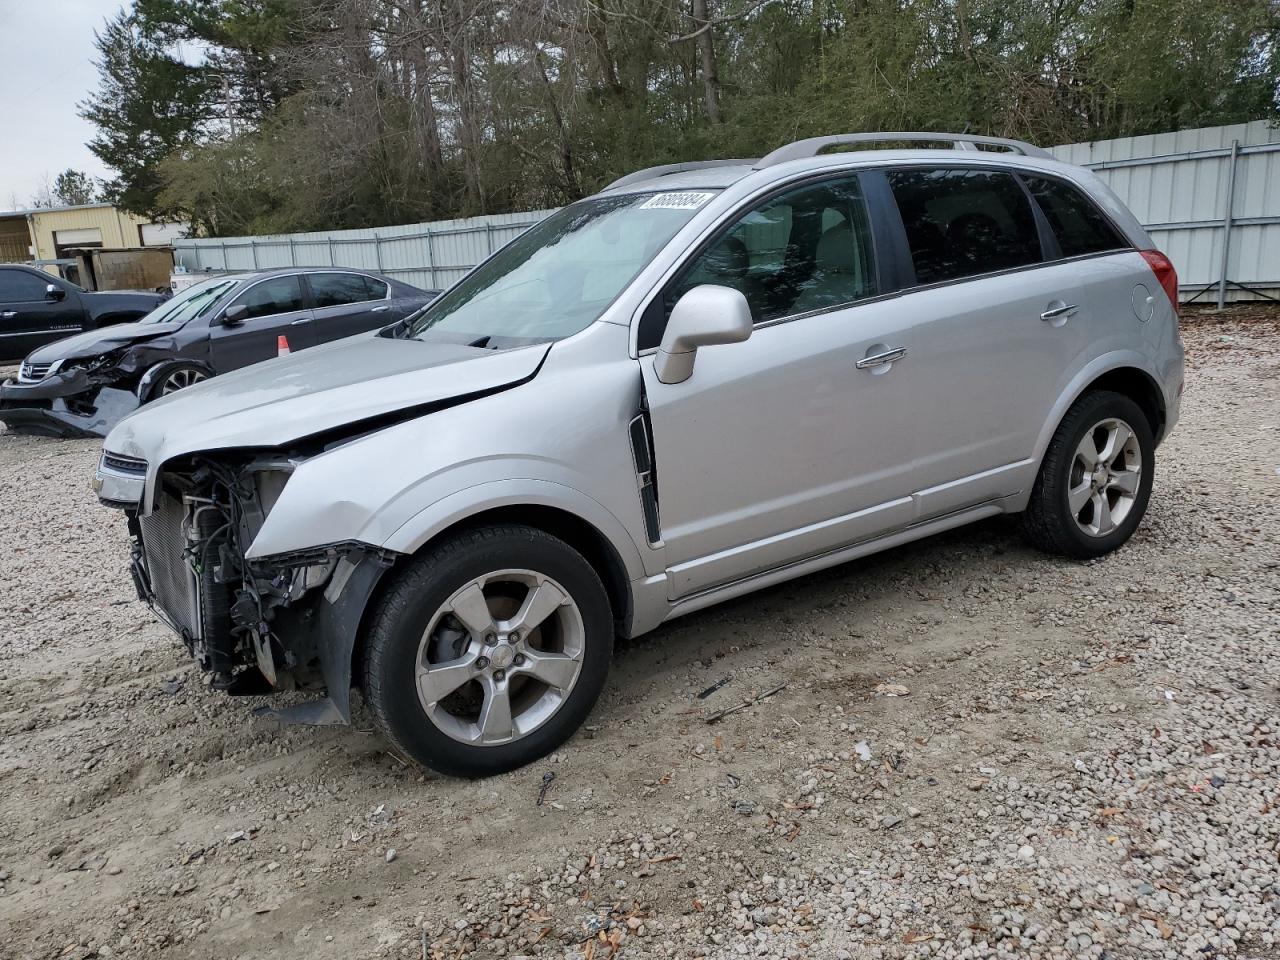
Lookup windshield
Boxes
[140,276,240,325]
[404,190,721,344]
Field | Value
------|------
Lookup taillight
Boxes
[1139,250,1179,314]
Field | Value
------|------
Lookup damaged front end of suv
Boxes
[110,449,399,724]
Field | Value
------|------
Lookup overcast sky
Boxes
[0,0,127,209]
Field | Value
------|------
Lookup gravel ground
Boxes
[0,307,1277,960]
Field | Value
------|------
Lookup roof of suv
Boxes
[599,132,1063,195]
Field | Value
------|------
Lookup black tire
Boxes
[143,363,208,402]
[362,524,613,778]
[1022,390,1155,559]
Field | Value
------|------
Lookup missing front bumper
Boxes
[0,373,140,438]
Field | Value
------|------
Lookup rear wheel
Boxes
[362,525,613,777]
[1022,390,1155,559]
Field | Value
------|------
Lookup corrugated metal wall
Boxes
[173,121,1280,303]
[173,210,556,291]
[1050,120,1280,303]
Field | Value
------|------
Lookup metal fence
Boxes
[1049,120,1280,304]
[172,209,556,291]
[174,120,1280,303]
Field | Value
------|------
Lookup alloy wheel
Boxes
[159,367,207,395]
[414,569,585,746]
[1068,417,1142,537]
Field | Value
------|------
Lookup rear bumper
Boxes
[0,373,139,438]
[1157,342,1185,445]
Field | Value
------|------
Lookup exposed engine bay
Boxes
[127,453,395,714]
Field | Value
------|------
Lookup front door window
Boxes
[664,175,878,328]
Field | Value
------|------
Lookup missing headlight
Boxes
[254,468,293,517]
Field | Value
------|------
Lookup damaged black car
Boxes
[0,267,438,437]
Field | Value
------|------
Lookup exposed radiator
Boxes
[139,491,199,638]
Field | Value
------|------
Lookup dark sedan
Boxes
[0,264,168,361]
[0,267,438,437]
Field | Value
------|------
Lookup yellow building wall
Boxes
[28,205,153,260]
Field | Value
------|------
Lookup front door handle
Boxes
[856,347,907,369]
[370,305,390,313]
[1040,303,1078,321]
[1,311,16,319]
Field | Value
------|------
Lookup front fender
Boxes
[381,478,651,581]
[136,357,216,399]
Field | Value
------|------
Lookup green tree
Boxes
[52,169,100,206]
[84,0,1280,236]
[80,9,215,216]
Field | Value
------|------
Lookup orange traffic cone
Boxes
[277,334,290,356]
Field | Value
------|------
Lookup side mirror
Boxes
[654,285,752,384]
[221,303,249,326]
[45,283,65,302]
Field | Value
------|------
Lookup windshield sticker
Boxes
[640,191,716,210]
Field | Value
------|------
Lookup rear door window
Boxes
[233,276,305,319]
[309,272,375,307]
[887,168,1042,284]
[664,174,877,327]
[1023,175,1128,258]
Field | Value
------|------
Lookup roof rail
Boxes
[754,132,1053,168]
[604,158,758,192]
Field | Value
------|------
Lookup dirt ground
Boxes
[0,307,1277,960]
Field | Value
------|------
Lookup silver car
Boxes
[95,133,1184,777]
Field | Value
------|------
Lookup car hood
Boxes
[25,321,187,364]
[106,333,552,465]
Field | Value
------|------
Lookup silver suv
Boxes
[96,133,1184,777]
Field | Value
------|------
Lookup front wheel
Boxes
[361,525,613,777]
[1021,390,1155,559]
[144,363,208,401]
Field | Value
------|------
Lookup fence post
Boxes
[327,237,335,266]
[425,228,435,288]
[1216,138,1241,310]
[220,241,228,270]
[485,223,494,254]
[192,245,202,270]
[250,239,259,269]
[375,235,384,272]
[288,237,297,266]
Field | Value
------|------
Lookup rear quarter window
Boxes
[1023,175,1129,258]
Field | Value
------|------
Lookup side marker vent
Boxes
[628,413,661,545]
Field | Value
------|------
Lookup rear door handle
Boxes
[1040,303,1078,321]
[856,347,907,369]
[290,317,311,325]
[1,311,16,319]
